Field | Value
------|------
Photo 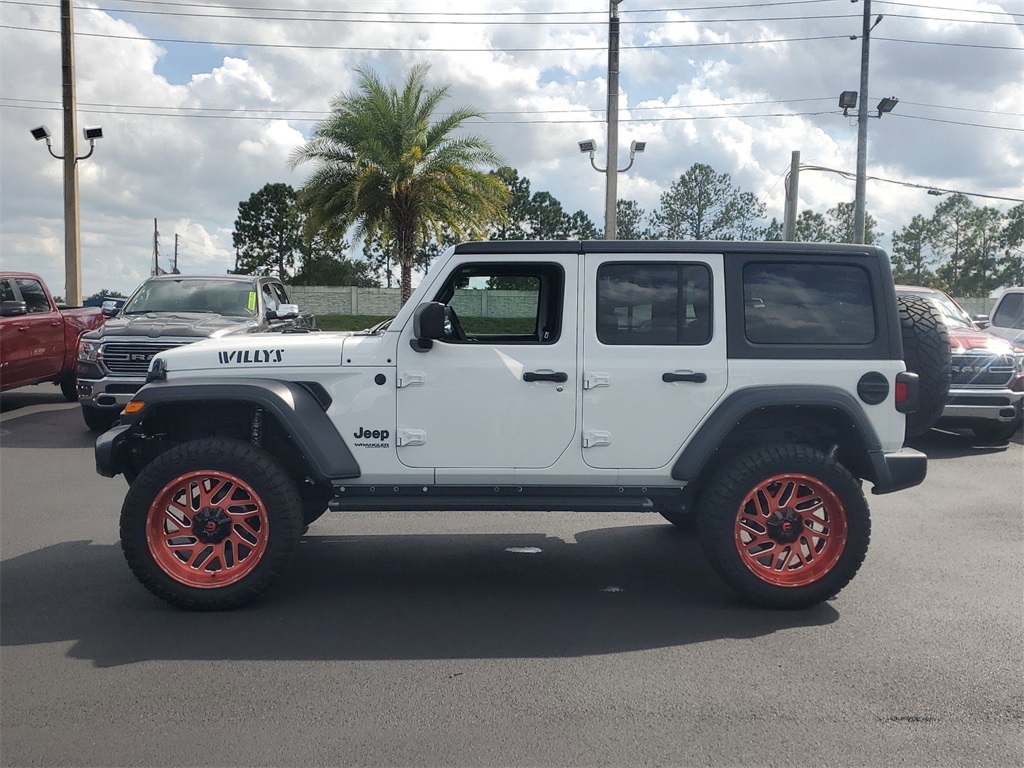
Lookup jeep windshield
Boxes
[122,280,257,317]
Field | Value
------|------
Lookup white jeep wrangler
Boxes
[97,241,928,611]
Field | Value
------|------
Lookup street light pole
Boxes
[604,0,623,240]
[60,0,82,306]
[853,0,872,245]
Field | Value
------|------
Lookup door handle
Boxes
[662,371,707,383]
[524,371,568,383]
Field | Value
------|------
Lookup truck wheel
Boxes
[82,405,116,432]
[971,416,1023,445]
[120,438,303,610]
[697,444,870,609]
[59,375,78,402]
[897,294,951,438]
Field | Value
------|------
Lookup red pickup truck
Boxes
[0,272,106,400]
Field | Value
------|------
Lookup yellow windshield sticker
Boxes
[248,291,257,311]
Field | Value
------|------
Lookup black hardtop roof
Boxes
[453,240,887,258]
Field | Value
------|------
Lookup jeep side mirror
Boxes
[411,302,445,352]
[269,303,299,321]
[0,300,27,317]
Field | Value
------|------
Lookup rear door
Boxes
[581,252,728,469]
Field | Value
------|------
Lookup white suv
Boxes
[96,241,928,611]
[988,287,1024,346]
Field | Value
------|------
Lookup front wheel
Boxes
[120,438,303,610]
[971,417,1023,445]
[59,375,78,402]
[697,444,870,609]
[82,405,117,432]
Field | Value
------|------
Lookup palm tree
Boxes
[291,64,509,303]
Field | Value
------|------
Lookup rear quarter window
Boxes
[743,263,875,345]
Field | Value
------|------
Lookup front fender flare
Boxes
[95,378,360,482]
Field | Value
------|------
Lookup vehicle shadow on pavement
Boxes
[0,525,839,668]
[0,406,95,448]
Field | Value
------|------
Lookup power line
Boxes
[1,24,855,50]
[797,164,1024,203]
[1,0,846,19]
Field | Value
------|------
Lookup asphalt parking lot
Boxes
[1,384,1021,767]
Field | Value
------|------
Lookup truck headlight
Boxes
[79,339,102,362]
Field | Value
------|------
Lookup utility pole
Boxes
[853,0,872,244]
[783,150,800,241]
[60,0,82,306]
[173,233,179,273]
[604,0,623,240]
[152,218,160,276]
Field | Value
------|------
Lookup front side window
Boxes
[743,263,875,345]
[436,263,563,343]
[597,262,711,345]
[15,278,49,313]
[262,283,279,312]
[0,279,15,304]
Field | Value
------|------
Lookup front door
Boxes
[581,253,728,469]
[396,255,578,470]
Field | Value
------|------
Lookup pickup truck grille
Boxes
[949,354,1017,388]
[101,341,189,375]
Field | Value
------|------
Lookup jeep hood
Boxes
[157,332,354,372]
[87,312,258,339]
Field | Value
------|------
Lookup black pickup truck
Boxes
[76,274,315,431]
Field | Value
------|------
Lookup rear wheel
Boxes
[697,444,870,609]
[897,294,951,438]
[120,438,303,610]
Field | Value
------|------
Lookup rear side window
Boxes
[993,292,1024,329]
[743,263,875,345]
[597,262,711,345]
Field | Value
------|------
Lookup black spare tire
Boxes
[897,294,951,438]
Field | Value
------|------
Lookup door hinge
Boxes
[583,372,611,390]
[397,371,425,388]
[397,429,426,447]
[582,430,612,448]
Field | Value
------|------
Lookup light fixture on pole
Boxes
[578,138,647,186]
[876,96,899,116]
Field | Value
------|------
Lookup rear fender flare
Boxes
[672,385,885,485]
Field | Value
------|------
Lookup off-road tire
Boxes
[120,437,303,610]
[897,294,951,437]
[697,443,870,610]
[82,405,117,432]
[59,375,78,402]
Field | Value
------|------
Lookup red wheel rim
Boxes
[146,470,270,589]
[734,473,848,588]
